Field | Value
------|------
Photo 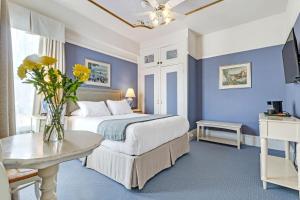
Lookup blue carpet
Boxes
[20,141,298,200]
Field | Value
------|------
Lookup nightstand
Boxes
[132,109,143,114]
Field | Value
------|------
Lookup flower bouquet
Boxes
[18,55,90,141]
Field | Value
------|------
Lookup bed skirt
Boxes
[86,133,189,189]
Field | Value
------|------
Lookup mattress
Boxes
[66,113,189,156]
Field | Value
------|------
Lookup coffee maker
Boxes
[266,101,290,116]
[267,101,283,114]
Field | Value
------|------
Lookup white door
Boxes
[160,44,181,66]
[160,65,184,116]
[141,49,159,68]
[142,68,160,114]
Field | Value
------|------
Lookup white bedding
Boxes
[66,113,189,156]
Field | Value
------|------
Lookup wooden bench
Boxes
[196,120,242,149]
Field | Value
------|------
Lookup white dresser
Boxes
[259,113,300,196]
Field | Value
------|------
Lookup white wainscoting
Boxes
[188,128,286,151]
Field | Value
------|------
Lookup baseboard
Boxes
[188,128,285,151]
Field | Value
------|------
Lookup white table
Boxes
[259,113,300,197]
[1,131,102,200]
[196,120,242,149]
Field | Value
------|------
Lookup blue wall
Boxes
[166,72,178,115]
[286,14,300,117]
[144,74,154,114]
[65,43,138,107]
[198,46,286,136]
[188,55,202,129]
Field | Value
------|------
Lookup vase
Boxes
[43,107,65,142]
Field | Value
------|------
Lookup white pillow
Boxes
[71,109,82,116]
[106,99,133,115]
[76,101,111,117]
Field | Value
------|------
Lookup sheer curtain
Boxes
[11,28,40,133]
[32,37,65,115]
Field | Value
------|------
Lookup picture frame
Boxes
[219,63,251,89]
[85,59,111,87]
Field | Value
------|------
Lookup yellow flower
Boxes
[53,69,62,82]
[39,56,57,65]
[23,54,42,70]
[73,64,90,82]
[17,65,27,79]
[44,74,50,83]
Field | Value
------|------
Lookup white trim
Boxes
[66,30,138,64]
[198,12,289,59]
[189,128,285,151]
[67,39,138,64]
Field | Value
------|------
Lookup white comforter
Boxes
[67,113,189,156]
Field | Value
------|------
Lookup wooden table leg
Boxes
[260,138,268,190]
[38,164,59,200]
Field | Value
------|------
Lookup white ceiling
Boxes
[52,0,288,43]
[90,0,219,27]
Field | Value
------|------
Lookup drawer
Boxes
[267,122,299,141]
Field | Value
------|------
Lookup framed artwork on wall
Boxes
[219,62,251,89]
[85,59,111,87]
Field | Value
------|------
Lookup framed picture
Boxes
[85,59,111,87]
[219,63,251,89]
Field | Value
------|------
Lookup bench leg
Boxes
[237,129,241,149]
[197,125,199,141]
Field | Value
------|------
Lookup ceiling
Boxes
[88,0,223,29]
[53,0,288,43]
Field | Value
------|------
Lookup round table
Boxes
[1,131,102,200]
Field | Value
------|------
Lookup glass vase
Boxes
[43,107,65,142]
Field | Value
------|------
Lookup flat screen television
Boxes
[282,28,300,83]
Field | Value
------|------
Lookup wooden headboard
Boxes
[66,87,122,115]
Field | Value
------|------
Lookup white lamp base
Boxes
[126,98,134,108]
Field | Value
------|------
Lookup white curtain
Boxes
[33,37,65,114]
[0,0,16,138]
[39,37,65,73]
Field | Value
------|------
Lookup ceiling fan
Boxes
[137,0,186,28]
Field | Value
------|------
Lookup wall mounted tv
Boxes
[282,28,300,83]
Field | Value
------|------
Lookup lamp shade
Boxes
[125,88,136,98]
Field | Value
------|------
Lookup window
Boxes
[11,28,40,133]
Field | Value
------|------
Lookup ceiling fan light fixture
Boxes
[149,12,156,20]
[162,9,169,17]
[152,18,159,26]
[165,17,171,24]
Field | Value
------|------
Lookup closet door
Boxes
[143,68,160,114]
[160,44,180,66]
[141,49,159,68]
[160,65,184,116]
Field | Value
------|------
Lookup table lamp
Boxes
[125,88,136,108]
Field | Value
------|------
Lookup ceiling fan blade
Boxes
[165,0,186,9]
[146,0,159,8]
[134,11,152,16]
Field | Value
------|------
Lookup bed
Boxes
[65,87,190,189]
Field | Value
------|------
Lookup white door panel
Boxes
[142,68,160,114]
[160,44,181,66]
[160,65,184,116]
